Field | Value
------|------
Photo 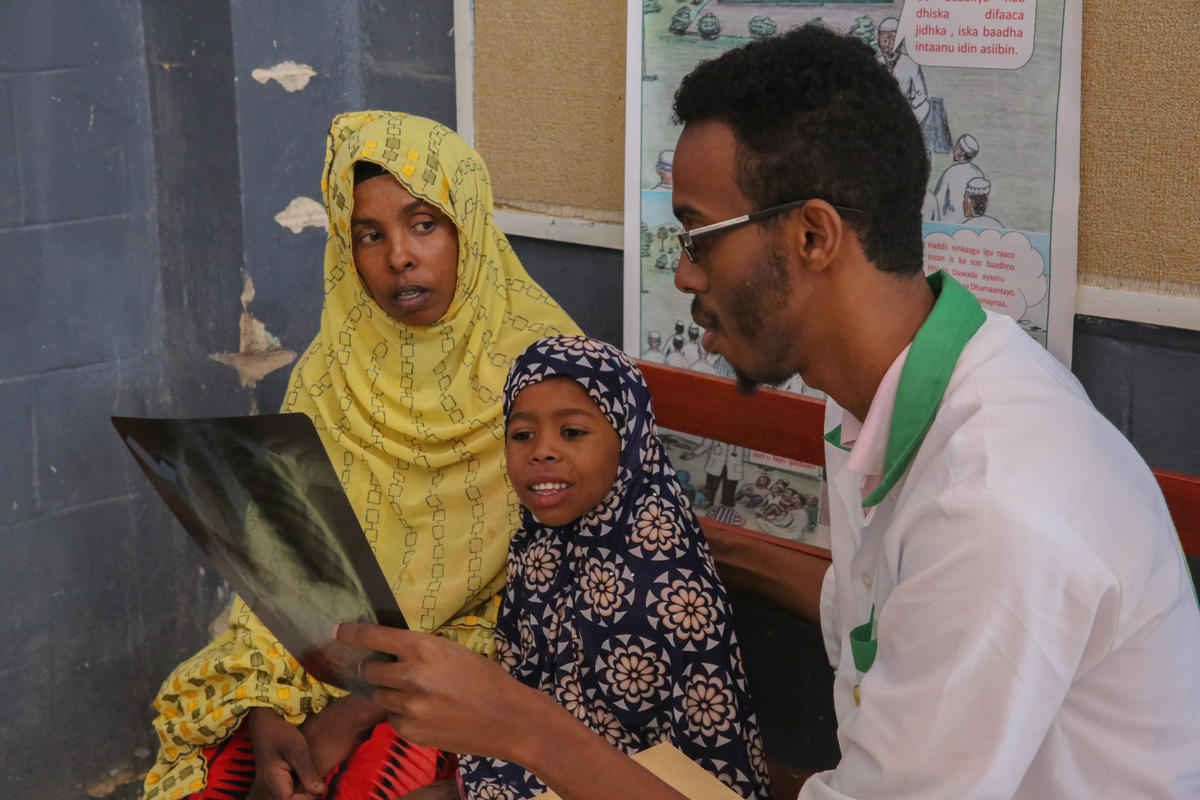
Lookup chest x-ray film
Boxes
[112,413,406,695]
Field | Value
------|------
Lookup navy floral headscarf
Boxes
[457,335,770,800]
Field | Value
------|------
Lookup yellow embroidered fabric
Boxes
[144,112,579,799]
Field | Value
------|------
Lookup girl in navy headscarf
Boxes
[457,335,770,800]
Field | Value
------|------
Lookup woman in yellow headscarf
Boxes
[143,112,579,800]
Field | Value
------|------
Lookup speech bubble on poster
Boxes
[895,0,1036,69]
[923,228,1047,320]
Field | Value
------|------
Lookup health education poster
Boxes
[622,0,1082,550]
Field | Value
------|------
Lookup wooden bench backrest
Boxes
[639,360,1200,560]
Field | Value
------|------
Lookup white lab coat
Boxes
[803,312,1200,798]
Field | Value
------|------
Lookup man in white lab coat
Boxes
[684,437,745,508]
[667,25,1200,800]
[333,26,1200,800]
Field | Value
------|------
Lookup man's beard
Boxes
[690,296,718,330]
[699,242,800,395]
[732,359,796,397]
[734,371,764,397]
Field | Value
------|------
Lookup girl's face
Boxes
[350,173,459,326]
[506,377,621,527]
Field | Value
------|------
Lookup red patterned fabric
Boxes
[192,721,456,799]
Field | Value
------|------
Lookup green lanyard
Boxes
[849,604,877,706]
[834,271,985,700]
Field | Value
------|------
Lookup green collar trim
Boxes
[861,271,985,508]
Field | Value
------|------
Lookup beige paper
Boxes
[529,742,743,800]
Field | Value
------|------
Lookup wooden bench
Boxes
[638,359,1200,795]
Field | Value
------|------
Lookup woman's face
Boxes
[350,173,459,326]
[505,377,621,527]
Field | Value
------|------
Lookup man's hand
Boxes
[398,780,460,800]
[332,624,687,800]
[245,707,326,800]
[300,694,388,777]
[332,624,545,763]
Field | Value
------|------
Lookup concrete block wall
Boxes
[143,0,247,419]
[0,1,227,796]
[227,0,365,414]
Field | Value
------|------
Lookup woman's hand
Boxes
[300,694,388,776]
[245,707,326,800]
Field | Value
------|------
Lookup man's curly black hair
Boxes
[673,25,928,275]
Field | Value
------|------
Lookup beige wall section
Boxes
[1079,0,1200,295]
[472,1,1198,290]
[474,0,626,223]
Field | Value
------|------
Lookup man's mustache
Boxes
[690,297,717,330]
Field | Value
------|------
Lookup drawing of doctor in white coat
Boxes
[685,438,745,509]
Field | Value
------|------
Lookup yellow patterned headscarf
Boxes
[143,112,579,799]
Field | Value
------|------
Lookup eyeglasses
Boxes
[676,198,862,263]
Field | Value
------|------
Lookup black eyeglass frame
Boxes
[676,198,862,262]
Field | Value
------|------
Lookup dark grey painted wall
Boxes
[144,0,245,419]
[0,2,226,797]
[0,2,1196,797]
[0,2,477,797]
[509,236,625,346]
[1073,315,1200,476]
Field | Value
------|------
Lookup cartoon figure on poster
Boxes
[641,329,666,363]
[876,17,953,154]
[933,133,985,223]
[962,177,1004,229]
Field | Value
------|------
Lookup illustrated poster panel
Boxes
[624,0,1082,551]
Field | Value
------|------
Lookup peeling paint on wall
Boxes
[250,60,317,92]
[210,275,297,412]
[85,765,144,798]
[274,196,327,234]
